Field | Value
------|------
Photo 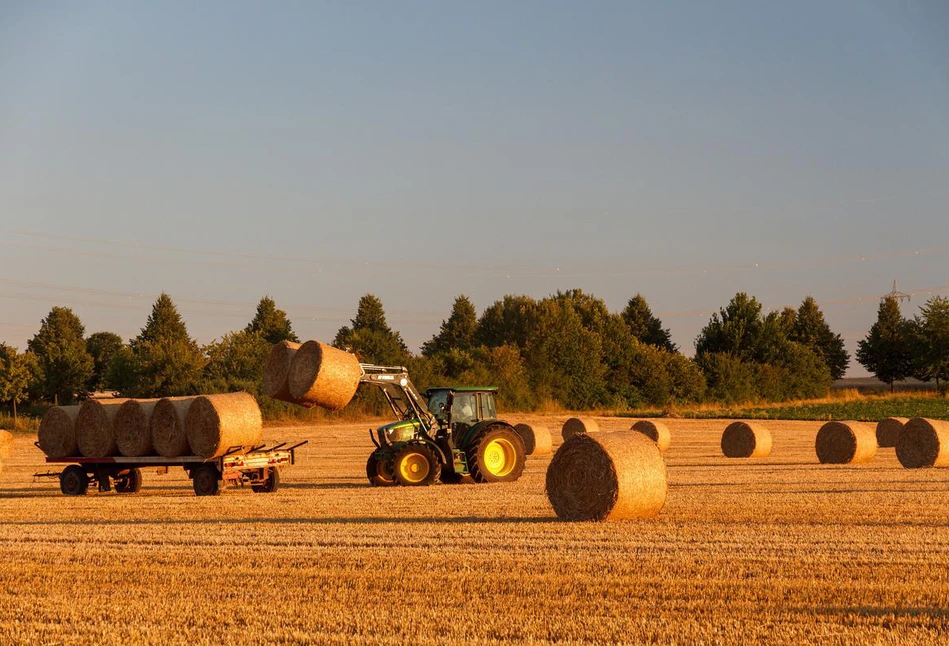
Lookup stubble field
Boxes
[1,417,948,645]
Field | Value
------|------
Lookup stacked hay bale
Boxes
[546,431,666,521]
[151,397,195,458]
[561,417,600,441]
[514,423,552,456]
[876,417,908,449]
[721,421,772,458]
[115,399,160,457]
[37,405,82,458]
[896,418,949,469]
[288,340,362,410]
[815,421,876,464]
[186,392,263,459]
[630,420,671,453]
[35,393,262,460]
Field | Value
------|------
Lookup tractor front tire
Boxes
[393,443,441,486]
[466,425,526,484]
[366,451,396,487]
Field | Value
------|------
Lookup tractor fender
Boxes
[454,419,516,450]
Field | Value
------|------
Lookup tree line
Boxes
[1,289,947,422]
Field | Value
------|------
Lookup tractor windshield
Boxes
[427,390,449,421]
[481,394,497,420]
[451,393,478,425]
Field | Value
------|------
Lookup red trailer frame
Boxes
[37,441,308,497]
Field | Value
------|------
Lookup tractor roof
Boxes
[424,386,498,394]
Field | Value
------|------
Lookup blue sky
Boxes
[1,1,947,375]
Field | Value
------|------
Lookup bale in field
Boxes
[263,340,302,403]
[76,399,128,457]
[546,431,667,521]
[561,417,600,441]
[876,417,908,449]
[721,421,772,458]
[151,397,196,458]
[186,392,263,459]
[896,418,949,469]
[288,340,362,410]
[37,405,82,458]
[514,423,553,456]
[0,430,13,459]
[631,420,671,453]
[815,421,876,464]
[115,399,160,457]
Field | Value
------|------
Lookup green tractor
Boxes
[361,365,526,486]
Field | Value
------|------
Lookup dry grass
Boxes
[3,416,949,644]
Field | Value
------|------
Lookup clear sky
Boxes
[1,1,947,375]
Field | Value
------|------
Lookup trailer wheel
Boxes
[251,468,280,494]
[192,465,221,496]
[60,465,89,496]
[393,443,440,486]
[115,468,143,494]
[366,451,396,487]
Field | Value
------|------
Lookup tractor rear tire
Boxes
[466,425,526,484]
[393,443,440,486]
[114,468,143,494]
[366,451,396,487]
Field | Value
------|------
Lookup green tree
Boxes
[27,306,94,404]
[245,296,299,345]
[622,294,677,352]
[333,294,410,364]
[204,330,271,394]
[0,345,35,421]
[695,293,769,363]
[475,294,538,350]
[856,297,914,392]
[123,293,206,397]
[85,331,124,392]
[422,295,478,357]
[696,352,757,403]
[911,296,949,393]
[523,299,607,409]
[790,296,849,380]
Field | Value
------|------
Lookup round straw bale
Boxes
[546,431,667,522]
[0,430,13,459]
[631,420,671,453]
[76,399,128,457]
[115,399,160,457]
[876,417,908,449]
[561,417,600,441]
[186,392,263,459]
[815,421,876,464]
[288,340,362,410]
[37,406,81,458]
[0,459,3,478]
[721,421,772,458]
[151,397,196,458]
[514,423,552,456]
[263,340,302,403]
[896,418,949,469]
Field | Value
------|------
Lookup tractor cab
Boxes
[423,387,498,439]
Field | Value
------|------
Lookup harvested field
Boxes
[2,417,949,645]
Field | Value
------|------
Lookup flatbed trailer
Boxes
[36,441,308,497]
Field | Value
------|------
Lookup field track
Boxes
[2,417,949,645]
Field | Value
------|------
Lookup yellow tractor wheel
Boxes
[393,443,440,486]
[466,425,526,484]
